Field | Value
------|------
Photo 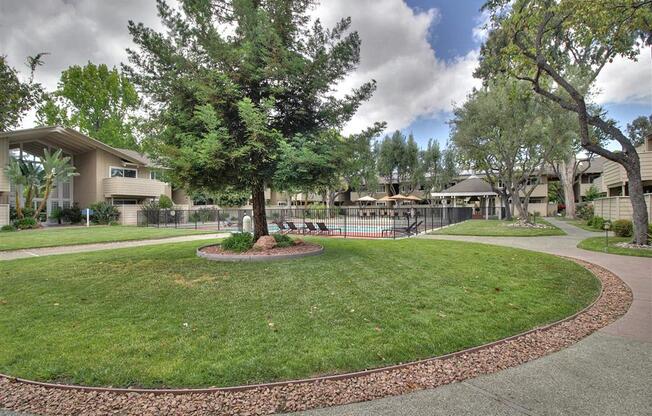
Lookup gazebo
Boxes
[431,176,499,219]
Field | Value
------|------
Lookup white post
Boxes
[86,209,90,227]
[485,196,489,220]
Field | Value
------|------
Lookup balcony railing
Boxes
[102,177,171,198]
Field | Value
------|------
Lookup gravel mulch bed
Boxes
[200,241,321,256]
[0,259,631,416]
[614,242,652,250]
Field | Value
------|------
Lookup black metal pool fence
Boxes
[137,206,473,238]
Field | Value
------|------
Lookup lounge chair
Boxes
[304,221,319,234]
[316,222,342,235]
[381,220,423,238]
[273,221,290,234]
[286,221,305,234]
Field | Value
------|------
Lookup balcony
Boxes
[103,177,171,198]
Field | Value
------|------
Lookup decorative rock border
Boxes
[0,259,632,416]
[196,243,324,262]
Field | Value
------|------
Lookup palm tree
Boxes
[33,149,78,219]
[4,158,28,218]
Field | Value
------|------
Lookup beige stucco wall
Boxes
[73,149,99,209]
[0,204,8,226]
[0,137,9,193]
[116,205,141,225]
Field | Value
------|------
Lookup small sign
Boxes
[81,208,94,216]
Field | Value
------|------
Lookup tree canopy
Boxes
[0,54,46,132]
[477,0,651,242]
[36,62,141,150]
[125,0,376,239]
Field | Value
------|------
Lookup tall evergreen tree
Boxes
[125,0,376,240]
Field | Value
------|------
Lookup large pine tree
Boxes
[125,0,376,239]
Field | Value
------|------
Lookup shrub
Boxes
[272,233,294,248]
[612,219,633,237]
[221,232,254,252]
[61,204,83,224]
[591,216,605,230]
[576,203,594,220]
[13,217,38,230]
[1,224,17,232]
[49,207,63,224]
[158,194,173,209]
[90,202,120,225]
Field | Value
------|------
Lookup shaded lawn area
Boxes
[0,225,216,251]
[431,219,566,237]
[0,238,599,388]
[558,217,601,233]
[578,236,652,258]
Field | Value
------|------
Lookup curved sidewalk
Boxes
[289,218,652,416]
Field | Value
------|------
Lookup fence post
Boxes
[393,209,396,240]
[344,207,347,238]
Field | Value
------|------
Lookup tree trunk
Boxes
[499,190,512,220]
[559,156,577,219]
[251,183,268,241]
[33,181,51,220]
[625,164,650,245]
[14,190,24,220]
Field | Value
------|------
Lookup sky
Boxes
[1,0,650,148]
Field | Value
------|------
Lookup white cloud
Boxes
[1,0,482,135]
[313,0,481,135]
[594,51,652,105]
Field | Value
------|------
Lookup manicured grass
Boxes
[0,238,599,388]
[431,219,566,237]
[558,217,600,233]
[578,236,652,258]
[0,225,215,251]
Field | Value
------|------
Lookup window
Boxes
[528,197,545,204]
[110,167,137,178]
[150,170,163,181]
[112,199,138,205]
[525,177,539,186]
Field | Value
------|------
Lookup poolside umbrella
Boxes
[357,195,377,203]
[388,194,409,201]
[403,194,422,202]
[377,195,394,202]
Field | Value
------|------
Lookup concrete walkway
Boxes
[290,218,652,416]
[0,233,229,261]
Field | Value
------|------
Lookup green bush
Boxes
[49,207,64,224]
[591,216,605,230]
[612,219,633,237]
[90,202,120,225]
[576,203,594,220]
[62,204,83,224]
[272,233,294,248]
[13,217,38,230]
[158,194,173,209]
[1,224,17,232]
[221,232,254,252]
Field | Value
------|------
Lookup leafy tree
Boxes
[125,0,376,240]
[627,115,652,146]
[477,0,651,243]
[584,185,602,202]
[420,139,458,201]
[451,79,557,220]
[0,53,46,131]
[36,62,141,149]
[376,130,422,195]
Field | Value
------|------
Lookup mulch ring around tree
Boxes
[197,241,323,261]
[0,259,632,416]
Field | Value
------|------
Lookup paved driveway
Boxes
[289,218,652,416]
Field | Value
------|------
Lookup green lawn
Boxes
[0,238,599,388]
[0,226,215,251]
[432,219,566,237]
[558,217,600,233]
[578,236,652,258]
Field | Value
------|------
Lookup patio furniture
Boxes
[381,220,423,238]
[273,220,290,234]
[304,221,319,234]
[316,222,342,235]
[286,221,305,234]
